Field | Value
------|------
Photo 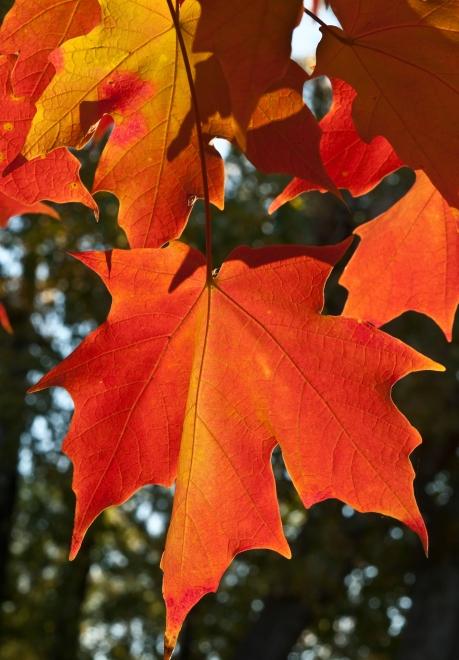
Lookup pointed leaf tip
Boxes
[414,518,429,557]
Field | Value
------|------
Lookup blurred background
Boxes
[0,3,458,659]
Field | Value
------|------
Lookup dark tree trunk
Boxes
[397,427,459,660]
[0,255,37,609]
[1,249,96,657]
[233,596,310,660]
[0,415,21,607]
[396,565,459,660]
[48,534,95,660]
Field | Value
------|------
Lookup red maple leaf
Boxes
[30,241,442,656]
[270,78,402,212]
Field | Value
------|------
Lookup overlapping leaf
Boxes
[270,78,402,213]
[0,0,101,100]
[316,0,459,208]
[245,64,336,188]
[0,56,96,226]
[31,241,442,657]
[23,0,333,248]
[341,171,459,340]
[199,61,336,195]
[0,149,98,227]
[22,0,224,247]
[193,0,303,138]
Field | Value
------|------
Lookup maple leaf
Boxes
[0,56,97,227]
[315,0,459,209]
[341,171,459,341]
[30,241,442,657]
[0,0,101,102]
[0,191,59,227]
[22,0,332,248]
[270,78,402,213]
[21,0,227,248]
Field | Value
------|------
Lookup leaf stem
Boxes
[303,7,328,30]
[166,0,213,283]
[304,7,350,45]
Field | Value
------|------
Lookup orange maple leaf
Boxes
[270,78,402,213]
[341,171,459,341]
[30,241,442,657]
[315,0,459,209]
[0,1,101,225]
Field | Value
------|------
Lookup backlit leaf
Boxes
[316,0,459,208]
[0,149,98,227]
[0,56,97,226]
[31,242,442,657]
[270,78,402,213]
[341,171,459,341]
[23,0,330,248]
[194,0,303,138]
[0,0,101,100]
[243,63,336,192]
[23,0,227,248]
